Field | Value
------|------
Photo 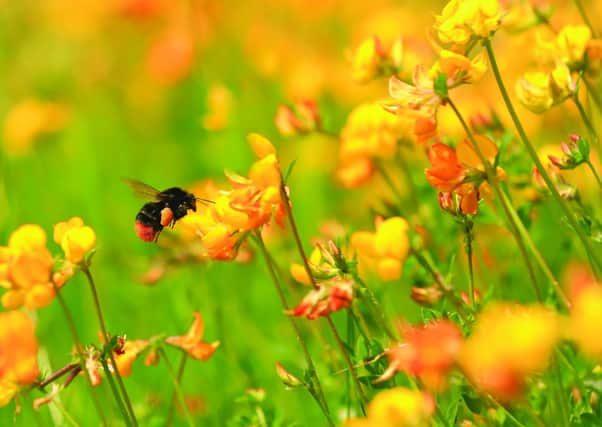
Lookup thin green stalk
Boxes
[254,232,334,426]
[484,38,602,271]
[462,217,475,306]
[447,98,542,302]
[410,249,468,322]
[573,96,601,154]
[279,178,368,410]
[572,0,597,37]
[396,147,421,213]
[374,161,408,216]
[498,190,571,309]
[486,396,528,427]
[552,354,570,427]
[81,265,138,426]
[353,274,397,340]
[166,353,188,427]
[100,358,131,427]
[586,160,602,188]
[584,79,602,112]
[50,401,80,427]
[52,287,107,425]
[158,347,196,427]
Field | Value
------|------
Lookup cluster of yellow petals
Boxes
[53,217,97,264]
[516,62,574,113]
[336,103,413,188]
[0,311,40,406]
[459,303,560,402]
[433,0,501,50]
[351,216,410,281]
[431,49,488,86]
[567,283,602,359]
[0,225,55,309]
[179,134,284,260]
[346,387,434,427]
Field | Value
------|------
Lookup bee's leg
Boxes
[154,230,161,243]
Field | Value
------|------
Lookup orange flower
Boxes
[459,303,559,402]
[147,27,195,85]
[112,339,151,377]
[0,225,55,310]
[165,312,220,361]
[425,143,465,192]
[385,66,440,119]
[377,320,463,390]
[0,311,40,406]
[290,277,353,319]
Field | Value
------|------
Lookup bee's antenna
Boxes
[196,197,215,205]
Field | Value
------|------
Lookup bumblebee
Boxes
[125,179,208,242]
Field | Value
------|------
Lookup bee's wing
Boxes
[123,179,162,201]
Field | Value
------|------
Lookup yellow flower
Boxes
[351,36,386,83]
[0,225,55,310]
[0,311,40,406]
[568,284,602,359]
[386,66,439,119]
[460,303,559,401]
[516,63,574,113]
[54,217,96,264]
[432,50,488,85]
[351,216,410,281]
[434,0,501,49]
[346,387,433,427]
[557,25,591,66]
[201,84,233,131]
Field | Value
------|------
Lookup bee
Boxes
[125,179,210,242]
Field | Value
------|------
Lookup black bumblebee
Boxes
[125,179,208,242]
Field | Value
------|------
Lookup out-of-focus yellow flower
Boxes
[0,225,55,310]
[516,62,574,113]
[557,25,591,66]
[201,84,233,131]
[165,312,220,360]
[568,284,602,359]
[460,303,559,402]
[2,98,69,157]
[351,216,410,281]
[346,387,434,427]
[53,217,96,264]
[433,0,501,49]
[0,311,39,406]
[336,103,413,188]
[350,36,403,83]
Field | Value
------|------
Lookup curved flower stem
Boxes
[484,38,602,271]
[166,353,188,427]
[158,347,196,427]
[99,358,132,427]
[52,285,107,426]
[279,177,368,411]
[396,146,421,213]
[462,216,476,306]
[584,79,602,112]
[586,160,602,188]
[573,96,601,155]
[375,161,408,216]
[573,0,597,37]
[80,265,138,426]
[353,274,397,340]
[410,249,469,321]
[447,98,542,303]
[254,232,334,426]
[552,353,570,427]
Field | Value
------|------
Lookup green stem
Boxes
[411,249,468,322]
[254,232,334,426]
[584,79,602,112]
[498,189,571,309]
[53,285,107,425]
[81,265,138,426]
[353,274,397,340]
[487,396,528,427]
[447,97,542,302]
[572,0,597,37]
[166,353,188,427]
[158,347,196,427]
[484,38,602,271]
[279,177,368,410]
[586,160,602,188]
[374,161,407,216]
[100,358,131,427]
[573,96,601,155]
[552,354,570,427]
[462,217,475,306]
[396,146,421,213]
